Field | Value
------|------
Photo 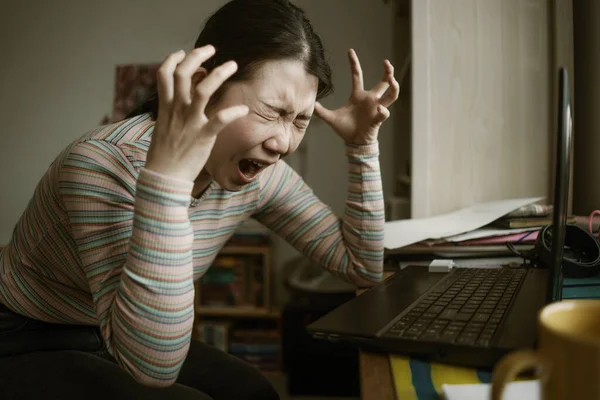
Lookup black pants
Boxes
[0,304,280,400]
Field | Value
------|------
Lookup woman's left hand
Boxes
[315,49,399,145]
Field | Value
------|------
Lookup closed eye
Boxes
[294,121,309,130]
[256,112,276,121]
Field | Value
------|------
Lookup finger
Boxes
[314,101,338,126]
[380,76,400,107]
[201,105,249,137]
[156,50,186,123]
[373,104,390,125]
[348,49,364,94]
[191,60,238,114]
[371,59,394,97]
[173,45,216,106]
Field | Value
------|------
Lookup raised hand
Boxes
[145,46,249,182]
[315,49,399,145]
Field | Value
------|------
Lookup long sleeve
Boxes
[58,140,195,387]
[253,142,384,287]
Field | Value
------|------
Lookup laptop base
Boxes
[307,265,549,369]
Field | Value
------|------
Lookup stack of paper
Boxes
[384,197,544,256]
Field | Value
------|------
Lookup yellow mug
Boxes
[491,300,600,400]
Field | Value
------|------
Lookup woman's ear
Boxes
[191,67,209,95]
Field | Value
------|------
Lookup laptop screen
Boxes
[546,67,572,302]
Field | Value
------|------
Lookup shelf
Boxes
[219,245,270,255]
[196,306,280,319]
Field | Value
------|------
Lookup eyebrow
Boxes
[261,102,312,121]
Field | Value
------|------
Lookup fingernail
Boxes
[224,60,237,71]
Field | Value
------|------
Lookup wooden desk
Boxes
[359,351,395,400]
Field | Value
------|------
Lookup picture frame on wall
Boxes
[101,62,160,124]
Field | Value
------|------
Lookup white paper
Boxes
[443,227,540,242]
[442,380,540,400]
[384,197,544,249]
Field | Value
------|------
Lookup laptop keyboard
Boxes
[382,268,527,347]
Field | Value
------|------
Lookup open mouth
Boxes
[238,158,267,180]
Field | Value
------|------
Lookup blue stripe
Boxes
[409,359,439,399]
[477,368,493,383]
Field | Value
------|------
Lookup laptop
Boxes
[306,67,572,369]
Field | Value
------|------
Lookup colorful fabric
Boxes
[390,356,492,400]
[0,113,384,386]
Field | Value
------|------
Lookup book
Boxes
[199,253,266,307]
[492,215,576,229]
[194,321,231,352]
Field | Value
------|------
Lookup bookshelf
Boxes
[193,224,282,374]
[196,306,280,318]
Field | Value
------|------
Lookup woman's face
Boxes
[203,59,319,191]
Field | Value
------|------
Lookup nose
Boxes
[263,126,292,157]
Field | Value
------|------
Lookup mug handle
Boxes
[491,350,551,400]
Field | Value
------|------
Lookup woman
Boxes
[0,0,398,398]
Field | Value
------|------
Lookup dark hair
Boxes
[128,0,333,120]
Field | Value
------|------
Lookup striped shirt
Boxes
[0,113,384,386]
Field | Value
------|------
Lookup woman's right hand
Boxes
[145,45,249,182]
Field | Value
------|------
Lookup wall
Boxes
[0,0,225,241]
[0,0,395,302]
[411,0,553,218]
[573,0,600,215]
